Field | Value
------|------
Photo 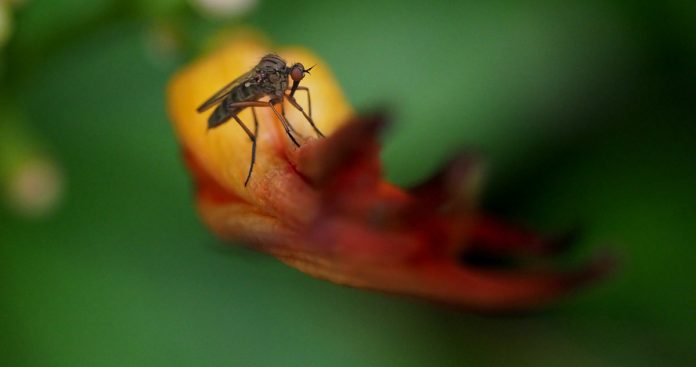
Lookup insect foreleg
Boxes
[285,94,324,138]
[288,86,312,119]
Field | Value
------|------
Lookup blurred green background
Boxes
[1,0,695,365]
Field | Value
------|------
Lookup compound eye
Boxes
[290,65,304,82]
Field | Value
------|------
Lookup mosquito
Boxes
[196,54,324,186]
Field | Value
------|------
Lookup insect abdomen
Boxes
[207,86,258,129]
[207,104,234,129]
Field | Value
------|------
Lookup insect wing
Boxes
[196,70,255,113]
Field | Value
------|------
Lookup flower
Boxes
[0,107,64,218]
[167,31,612,311]
[189,0,258,19]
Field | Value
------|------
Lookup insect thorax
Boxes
[254,54,290,99]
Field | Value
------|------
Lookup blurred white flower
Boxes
[0,105,65,219]
[5,157,64,218]
[189,0,258,18]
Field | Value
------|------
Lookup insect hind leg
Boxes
[230,113,257,186]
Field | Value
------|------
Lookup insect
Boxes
[196,54,324,186]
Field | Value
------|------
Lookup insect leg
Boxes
[246,108,260,186]
[231,113,257,186]
[290,86,312,119]
[251,107,259,135]
[280,100,299,134]
[285,94,324,138]
[227,101,300,147]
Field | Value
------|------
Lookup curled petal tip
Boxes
[541,226,585,255]
[294,113,388,188]
[466,217,582,257]
[411,153,486,212]
[578,251,620,283]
